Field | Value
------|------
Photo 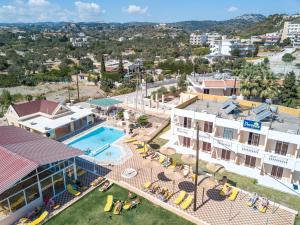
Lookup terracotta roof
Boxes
[0,126,82,194]
[12,100,60,117]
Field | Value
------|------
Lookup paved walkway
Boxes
[76,146,296,225]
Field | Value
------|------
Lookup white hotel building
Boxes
[169,94,300,194]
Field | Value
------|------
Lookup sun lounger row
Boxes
[219,183,239,201]
[174,191,193,210]
[104,195,141,214]
[245,192,269,213]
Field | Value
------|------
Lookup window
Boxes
[271,166,283,179]
[221,149,231,161]
[202,142,211,152]
[245,155,256,168]
[183,137,191,148]
[247,132,260,146]
[25,184,40,204]
[183,117,192,128]
[204,89,209,94]
[223,128,234,140]
[275,141,288,156]
[204,121,213,133]
[9,192,26,212]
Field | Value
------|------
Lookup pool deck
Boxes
[75,146,297,225]
[57,124,297,225]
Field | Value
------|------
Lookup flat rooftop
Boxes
[183,99,300,133]
[19,105,93,133]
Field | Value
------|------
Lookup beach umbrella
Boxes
[181,154,196,165]
[160,147,176,156]
[142,159,161,183]
[197,175,217,188]
[206,163,225,174]
[164,168,184,193]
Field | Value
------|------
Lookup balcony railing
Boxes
[237,143,263,158]
[263,153,295,170]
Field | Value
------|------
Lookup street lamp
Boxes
[193,122,200,211]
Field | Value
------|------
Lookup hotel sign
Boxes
[243,120,261,131]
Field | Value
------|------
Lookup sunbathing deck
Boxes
[76,146,296,225]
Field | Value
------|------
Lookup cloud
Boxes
[228,6,238,13]
[123,5,148,14]
[75,1,104,21]
[0,0,105,22]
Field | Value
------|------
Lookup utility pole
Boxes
[193,122,200,211]
[76,71,80,101]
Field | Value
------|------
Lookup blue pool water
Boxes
[68,127,125,162]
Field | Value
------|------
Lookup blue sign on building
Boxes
[243,120,262,130]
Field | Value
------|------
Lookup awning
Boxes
[88,98,122,107]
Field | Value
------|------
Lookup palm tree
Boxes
[239,63,278,101]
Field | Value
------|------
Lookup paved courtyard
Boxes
[76,145,296,225]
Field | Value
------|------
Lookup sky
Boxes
[0,0,299,23]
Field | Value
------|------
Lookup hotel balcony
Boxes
[174,125,212,143]
[263,152,296,171]
[237,143,264,158]
[212,137,238,153]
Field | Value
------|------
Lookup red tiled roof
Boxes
[203,80,240,88]
[0,126,82,194]
[0,146,38,194]
[12,100,60,117]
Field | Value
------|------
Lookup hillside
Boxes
[169,14,266,34]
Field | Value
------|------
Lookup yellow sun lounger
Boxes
[143,181,151,189]
[174,191,186,205]
[28,211,49,225]
[123,202,131,210]
[124,137,136,143]
[159,155,166,164]
[132,141,144,146]
[67,184,81,196]
[228,188,239,201]
[258,206,267,213]
[137,145,148,153]
[104,195,113,212]
[219,183,230,196]
[181,195,193,210]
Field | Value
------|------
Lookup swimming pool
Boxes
[68,126,126,163]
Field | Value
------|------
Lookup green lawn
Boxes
[45,185,195,225]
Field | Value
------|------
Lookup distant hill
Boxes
[168,14,266,34]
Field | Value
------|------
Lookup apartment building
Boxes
[190,33,221,46]
[210,39,255,56]
[190,33,208,45]
[251,32,281,45]
[281,21,300,47]
[169,94,300,194]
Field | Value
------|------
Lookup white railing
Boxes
[91,144,110,157]
[263,152,295,170]
[237,143,263,158]
[213,137,238,152]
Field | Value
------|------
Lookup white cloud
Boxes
[123,5,148,14]
[0,0,105,22]
[28,0,49,7]
[228,6,238,13]
[74,1,104,21]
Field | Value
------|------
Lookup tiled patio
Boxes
[76,146,296,225]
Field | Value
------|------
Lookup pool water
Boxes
[68,127,125,162]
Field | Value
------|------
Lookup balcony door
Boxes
[183,137,191,148]
[245,155,256,168]
[204,121,213,133]
[183,117,192,128]
[275,141,288,156]
[247,132,260,146]
[271,165,283,179]
[202,142,211,153]
[221,149,231,161]
[223,127,234,140]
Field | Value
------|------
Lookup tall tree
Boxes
[279,71,299,108]
[118,56,124,77]
[0,90,13,113]
[239,63,278,101]
[101,54,106,74]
